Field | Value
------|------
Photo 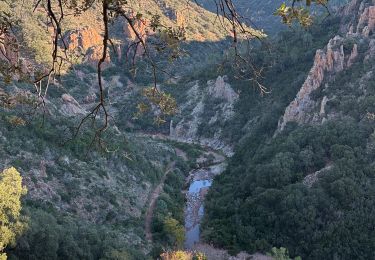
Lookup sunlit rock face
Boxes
[64,17,152,64]
[277,0,375,132]
[66,27,103,52]
[356,4,375,36]
[277,36,345,131]
[122,17,151,57]
[345,0,375,36]
[208,76,239,104]
[65,27,110,64]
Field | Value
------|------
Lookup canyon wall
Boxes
[277,0,375,132]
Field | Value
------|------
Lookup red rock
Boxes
[123,17,150,57]
[65,27,110,65]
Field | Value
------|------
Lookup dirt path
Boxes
[145,161,175,241]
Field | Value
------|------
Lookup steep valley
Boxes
[1,0,375,259]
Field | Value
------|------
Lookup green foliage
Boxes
[160,250,207,260]
[268,247,301,260]
[189,14,341,143]
[0,2,366,260]
[163,217,185,248]
[201,9,375,259]
[274,1,336,28]
[0,97,182,259]
[9,206,147,260]
[151,167,187,255]
[136,87,178,125]
[192,252,207,260]
[0,167,27,259]
[203,119,375,259]
[198,0,347,35]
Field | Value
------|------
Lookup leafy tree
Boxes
[0,167,27,260]
[163,217,185,248]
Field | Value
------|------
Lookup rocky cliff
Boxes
[277,0,375,132]
[65,27,108,64]
[169,76,238,156]
[2,0,256,74]
[277,36,346,130]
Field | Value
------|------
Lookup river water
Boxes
[188,180,212,193]
[184,162,226,249]
[185,180,212,248]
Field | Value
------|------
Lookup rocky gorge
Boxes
[1,0,375,259]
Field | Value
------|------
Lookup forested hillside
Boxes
[0,84,190,258]
[0,0,237,258]
[1,0,373,259]
[203,0,375,259]
[197,0,350,34]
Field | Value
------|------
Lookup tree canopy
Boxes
[0,167,27,260]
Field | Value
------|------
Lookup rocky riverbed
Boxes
[184,156,226,249]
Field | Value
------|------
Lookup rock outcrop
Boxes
[66,27,102,52]
[123,17,150,57]
[170,76,238,156]
[59,93,86,116]
[277,36,345,131]
[208,76,239,104]
[345,0,375,36]
[303,164,333,188]
[65,18,152,64]
[357,4,375,36]
[347,43,359,66]
[65,27,110,64]
[277,0,375,132]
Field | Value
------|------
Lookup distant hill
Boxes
[196,0,350,34]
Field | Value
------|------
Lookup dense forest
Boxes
[202,0,375,259]
[1,0,375,259]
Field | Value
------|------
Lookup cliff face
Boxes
[277,0,375,132]
[65,27,109,64]
[353,2,375,36]
[5,0,255,72]
[122,18,150,57]
[170,76,238,156]
[277,36,346,130]
[64,19,150,64]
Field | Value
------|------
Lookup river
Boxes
[184,158,226,249]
